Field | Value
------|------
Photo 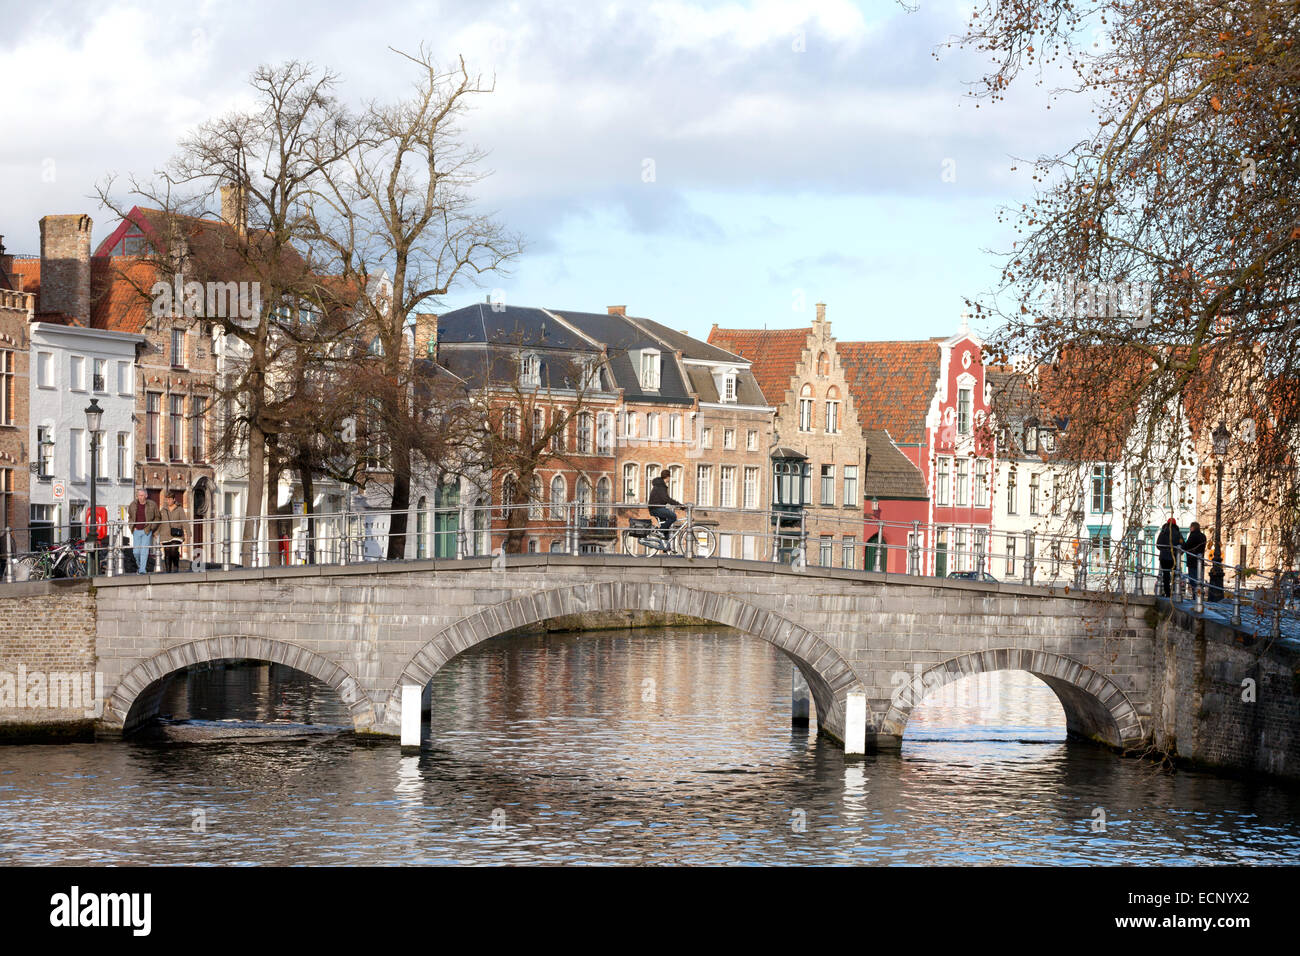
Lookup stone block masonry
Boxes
[0,580,98,739]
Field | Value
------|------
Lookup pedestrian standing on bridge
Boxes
[160,491,188,574]
[129,489,161,574]
[1156,517,1183,598]
[1185,521,1207,591]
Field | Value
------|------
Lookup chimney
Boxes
[607,305,627,317]
[0,235,13,291]
[39,214,93,323]
[815,302,826,323]
[413,313,437,358]
[220,182,248,236]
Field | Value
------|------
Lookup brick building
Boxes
[0,238,34,566]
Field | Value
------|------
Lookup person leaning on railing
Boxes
[1184,521,1206,591]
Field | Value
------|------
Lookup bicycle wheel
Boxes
[20,555,49,581]
[623,529,656,557]
[676,525,717,558]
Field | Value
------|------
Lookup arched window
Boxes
[596,477,612,518]
[472,496,489,556]
[645,464,661,500]
[816,351,829,376]
[529,475,543,519]
[669,465,684,501]
[550,474,567,520]
[576,476,592,518]
[799,384,814,432]
[502,475,518,518]
[825,386,841,434]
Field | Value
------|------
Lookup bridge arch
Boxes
[391,581,862,742]
[879,648,1144,748]
[106,636,373,734]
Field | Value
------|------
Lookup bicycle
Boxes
[622,513,718,558]
[19,539,87,580]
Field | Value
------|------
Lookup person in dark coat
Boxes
[1156,517,1184,597]
[647,469,682,531]
[1184,521,1207,591]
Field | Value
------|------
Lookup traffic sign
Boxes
[52,481,65,501]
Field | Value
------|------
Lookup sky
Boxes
[0,0,1096,344]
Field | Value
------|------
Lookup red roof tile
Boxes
[706,325,810,404]
[838,340,942,445]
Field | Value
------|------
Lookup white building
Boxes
[28,321,144,547]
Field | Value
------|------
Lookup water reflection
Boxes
[0,627,1298,866]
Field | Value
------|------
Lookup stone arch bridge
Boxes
[75,554,1154,753]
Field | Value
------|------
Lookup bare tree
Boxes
[307,47,523,559]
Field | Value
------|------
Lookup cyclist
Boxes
[647,469,682,536]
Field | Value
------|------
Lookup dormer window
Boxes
[640,349,660,390]
[723,373,737,402]
[1025,420,1039,453]
[578,359,601,393]
[521,353,541,387]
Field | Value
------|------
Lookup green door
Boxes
[935,531,948,578]
[434,481,459,559]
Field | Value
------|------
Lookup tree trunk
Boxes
[298,451,316,564]
[242,421,265,566]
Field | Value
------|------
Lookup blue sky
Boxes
[0,0,1093,343]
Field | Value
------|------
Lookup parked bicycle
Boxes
[623,514,718,558]
[19,539,87,580]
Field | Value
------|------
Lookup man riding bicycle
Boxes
[647,469,682,533]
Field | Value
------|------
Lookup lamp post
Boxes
[1209,422,1230,601]
[84,398,103,576]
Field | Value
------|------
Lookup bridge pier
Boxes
[791,669,811,724]
[400,684,421,751]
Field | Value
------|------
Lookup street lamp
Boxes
[85,398,102,576]
[1209,421,1230,601]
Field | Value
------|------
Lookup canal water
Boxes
[2,626,1299,865]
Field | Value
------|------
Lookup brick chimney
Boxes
[39,214,93,322]
[412,313,437,358]
[0,235,13,291]
[815,302,826,323]
[607,305,627,317]
[220,182,248,236]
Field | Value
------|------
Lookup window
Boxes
[578,359,600,393]
[843,465,858,508]
[936,457,951,506]
[0,350,12,425]
[550,415,566,453]
[798,384,813,432]
[696,465,713,506]
[0,468,10,536]
[596,413,614,455]
[190,395,205,461]
[646,413,658,440]
[92,358,106,393]
[1006,468,1018,514]
[36,426,53,478]
[957,388,972,435]
[521,353,540,387]
[722,374,737,402]
[720,466,736,507]
[819,535,833,567]
[70,427,84,481]
[171,329,186,369]
[146,393,161,460]
[640,350,660,390]
[1091,465,1113,513]
[1006,537,1018,576]
[576,412,593,454]
[743,466,759,509]
[974,459,988,506]
[955,459,968,506]
[668,414,681,441]
[723,428,735,450]
[645,464,661,502]
[91,430,105,480]
[30,503,54,551]
[529,475,544,519]
[701,427,713,449]
[116,433,130,481]
[36,352,52,388]
[955,528,968,572]
[503,406,519,441]
[669,465,683,501]
[825,386,840,434]
[622,463,638,502]
[820,465,835,506]
[1025,423,1038,453]
[169,394,185,461]
[596,477,612,518]
[1029,473,1041,515]
[816,351,829,376]
[746,429,758,451]
[842,536,856,570]
[70,355,85,391]
[549,474,567,519]
[116,360,131,394]
[531,408,545,444]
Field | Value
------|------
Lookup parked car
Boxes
[948,570,999,584]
